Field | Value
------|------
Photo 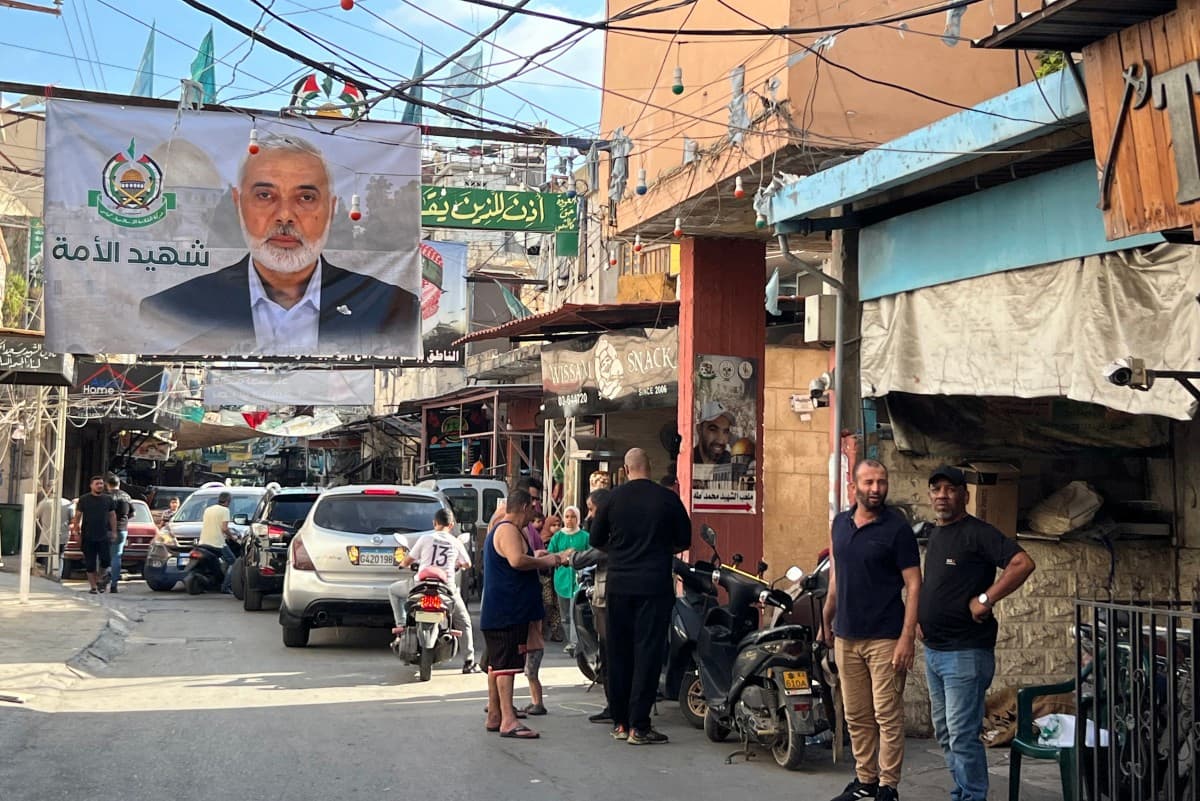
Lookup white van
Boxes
[415,476,507,600]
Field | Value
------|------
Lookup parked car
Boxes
[147,486,196,526]
[61,499,157,579]
[237,486,322,611]
[143,483,266,592]
[279,485,450,647]
[415,475,506,600]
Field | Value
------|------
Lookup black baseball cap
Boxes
[929,465,966,487]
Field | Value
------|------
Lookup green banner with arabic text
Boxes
[421,185,578,234]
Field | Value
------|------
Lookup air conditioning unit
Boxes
[804,294,837,343]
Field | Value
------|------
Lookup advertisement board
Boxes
[43,100,421,358]
[691,354,757,514]
[541,327,677,419]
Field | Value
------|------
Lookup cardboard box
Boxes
[962,462,1020,537]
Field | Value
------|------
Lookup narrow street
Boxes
[0,575,1062,801]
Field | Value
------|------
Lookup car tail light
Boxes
[267,524,287,540]
[362,488,399,496]
[188,549,204,560]
[260,566,276,576]
[292,537,315,571]
[419,594,443,611]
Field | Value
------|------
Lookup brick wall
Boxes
[762,345,832,575]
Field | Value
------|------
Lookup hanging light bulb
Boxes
[608,244,618,267]
[349,193,362,221]
[671,65,684,95]
[340,0,354,9]
[734,175,746,199]
[755,212,767,230]
[440,186,447,197]
[509,169,517,181]
[566,184,578,199]
[633,234,643,253]
[247,127,260,155]
[673,217,683,238]
[635,168,648,196]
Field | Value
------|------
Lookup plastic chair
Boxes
[1009,678,1078,801]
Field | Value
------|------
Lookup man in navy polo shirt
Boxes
[822,459,922,801]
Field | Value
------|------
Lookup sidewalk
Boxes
[0,558,134,710]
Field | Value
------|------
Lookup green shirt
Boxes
[548,528,590,598]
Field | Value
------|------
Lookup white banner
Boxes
[203,369,376,408]
[44,100,421,358]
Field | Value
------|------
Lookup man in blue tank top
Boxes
[481,489,568,739]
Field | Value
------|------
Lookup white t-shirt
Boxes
[200,504,230,548]
[409,529,470,577]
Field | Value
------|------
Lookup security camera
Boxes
[809,372,832,406]
[1104,357,1154,391]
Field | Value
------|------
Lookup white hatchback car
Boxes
[278,485,451,647]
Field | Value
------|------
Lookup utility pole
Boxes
[0,0,62,15]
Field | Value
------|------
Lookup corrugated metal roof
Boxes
[453,301,680,346]
[976,0,1175,52]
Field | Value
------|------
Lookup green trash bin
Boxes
[0,503,23,555]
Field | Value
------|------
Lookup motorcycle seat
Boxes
[417,566,449,583]
[737,624,813,650]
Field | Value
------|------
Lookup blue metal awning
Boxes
[767,69,1088,227]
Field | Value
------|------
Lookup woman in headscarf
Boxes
[548,505,590,655]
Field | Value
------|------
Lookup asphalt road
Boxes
[0,577,1061,801]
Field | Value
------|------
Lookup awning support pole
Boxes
[777,234,847,518]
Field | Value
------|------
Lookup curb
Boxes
[66,603,141,674]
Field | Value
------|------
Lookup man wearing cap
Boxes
[822,459,921,801]
[694,401,734,465]
[920,466,1036,801]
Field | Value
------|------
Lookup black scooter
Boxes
[572,566,603,682]
[183,544,228,595]
[692,524,827,771]
[664,556,719,729]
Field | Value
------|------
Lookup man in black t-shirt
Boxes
[70,475,117,595]
[590,447,691,745]
[918,466,1036,801]
[105,474,134,593]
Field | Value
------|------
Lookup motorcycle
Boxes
[183,544,230,595]
[572,565,602,683]
[389,534,463,682]
[692,524,829,771]
[664,555,719,729]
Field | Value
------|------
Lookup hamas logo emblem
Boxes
[87,138,175,228]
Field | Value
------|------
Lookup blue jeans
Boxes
[220,544,237,593]
[925,647,995,801]
[109,529,127,588]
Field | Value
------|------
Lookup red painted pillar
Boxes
[676,236,767,568]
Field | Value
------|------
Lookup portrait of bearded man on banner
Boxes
[139,133,419,356]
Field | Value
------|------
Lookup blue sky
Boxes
[0,0,603,136]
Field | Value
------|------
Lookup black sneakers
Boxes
[830,779,879,801]
[589,708,613,724]
[627,727,669,745]
[877,787,898,801]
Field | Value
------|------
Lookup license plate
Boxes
[176,557,189,568]
[414,611,443,623]
[348,546,395,566]
[782,670,810,693]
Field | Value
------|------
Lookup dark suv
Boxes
[237,487,322,611]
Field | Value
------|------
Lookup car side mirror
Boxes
[232,514,249,525]
[700,525,717,547]
[457,532,470,544]
[785,565,804,583]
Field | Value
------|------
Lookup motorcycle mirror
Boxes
[732,553,744,566]
[393,533,410,548]
[785,565,804,583]
[700,525,717,548]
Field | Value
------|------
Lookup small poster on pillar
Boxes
[691,354,757,514]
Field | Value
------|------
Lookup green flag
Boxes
[401,48,424,126]
[131,23,155,97]
[190,27,216,103]
[495,280,531,319]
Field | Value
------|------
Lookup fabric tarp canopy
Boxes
[203,369,376,408]
[861,244,1200,421]
[173,419,261,450]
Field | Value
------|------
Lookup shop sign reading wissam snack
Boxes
[541,327,678,418]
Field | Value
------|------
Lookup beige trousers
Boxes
[835,637,908,788]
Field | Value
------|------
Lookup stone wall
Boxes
[761,344,832,575]
[876,440,1180,735]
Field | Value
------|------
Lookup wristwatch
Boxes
[978,592,993,608]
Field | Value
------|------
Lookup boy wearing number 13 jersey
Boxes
[389,509,481,674]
